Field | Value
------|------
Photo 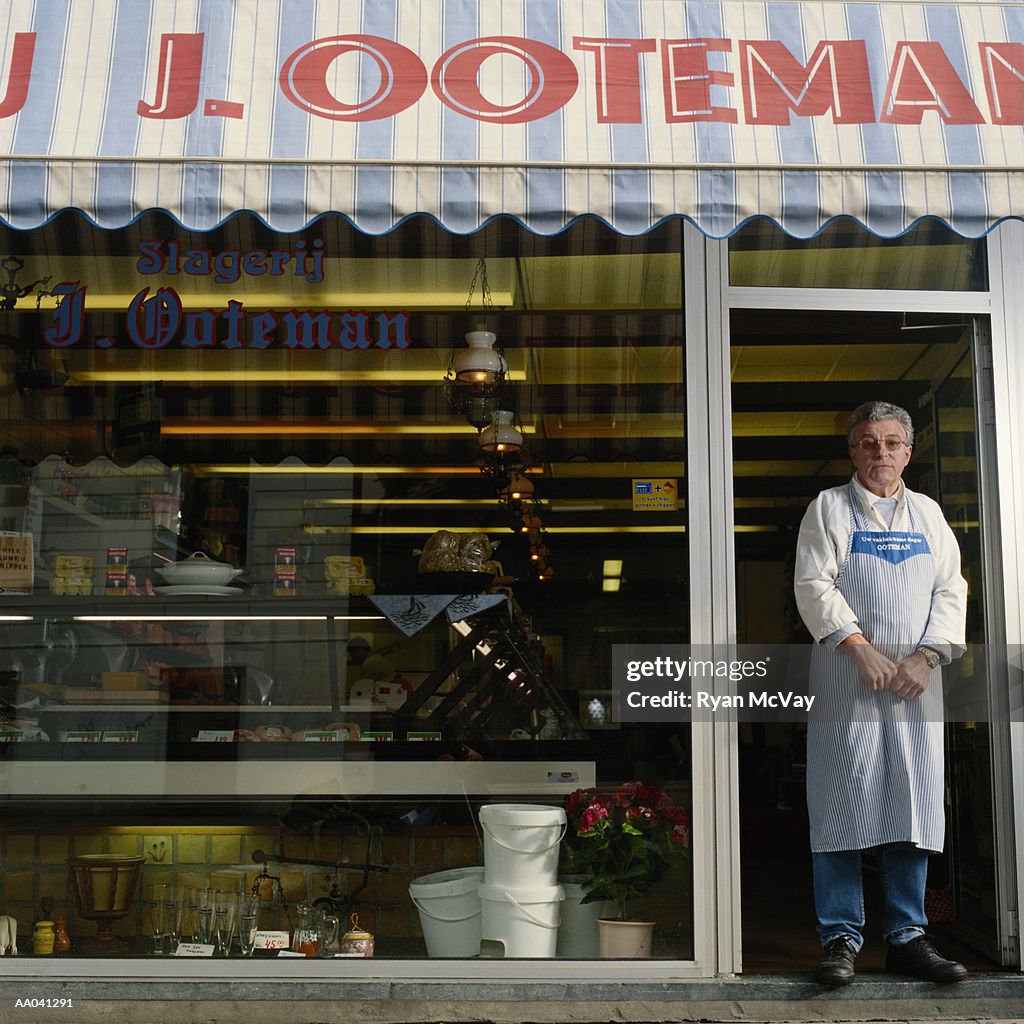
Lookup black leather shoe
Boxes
[885,936,967,983]
[816,937,857,986]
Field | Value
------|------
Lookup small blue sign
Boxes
[850,531,931,565]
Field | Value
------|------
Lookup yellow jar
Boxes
[32,921,55,955]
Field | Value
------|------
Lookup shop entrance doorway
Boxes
[729,307,1011,972]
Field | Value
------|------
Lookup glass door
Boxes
[931,326,1019,964]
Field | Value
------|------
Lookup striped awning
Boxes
[1,0,1023,238]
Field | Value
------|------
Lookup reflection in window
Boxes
[730,218,987,291]
[0,212,693,960]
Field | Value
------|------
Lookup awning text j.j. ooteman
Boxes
[3,31,1024,127]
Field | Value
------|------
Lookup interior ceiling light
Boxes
[602,578,621,592]
[443,259,509,428]
[498,471,536,502]
[478,410,523,453]
[73,368,527,385]
[602,559,623,577]
[197,463,480,476]
[452,330,506,385]
[164,422,535,438]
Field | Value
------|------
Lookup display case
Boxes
[0,455,595,803]
[1,597,594,801]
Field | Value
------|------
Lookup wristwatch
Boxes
[916,646,942,670]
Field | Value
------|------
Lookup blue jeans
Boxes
[813,843,929,951]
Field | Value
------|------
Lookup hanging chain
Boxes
[464,257,494,313]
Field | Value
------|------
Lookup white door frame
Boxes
[683,226,742,976]
[983,221,1024,965]
[688,221,1021,972]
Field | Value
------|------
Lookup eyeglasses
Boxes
[852,435,909,453]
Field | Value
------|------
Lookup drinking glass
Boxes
[192,887,214,945]
[213,890,237,956]
[146,888,167,955]
[239,894,260,957]
[163,887,185,949]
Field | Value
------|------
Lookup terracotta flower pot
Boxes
[598,918,654,958]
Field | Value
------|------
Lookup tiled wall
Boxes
[0,824,482,954]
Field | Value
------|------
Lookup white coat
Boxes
[794,477,967,853]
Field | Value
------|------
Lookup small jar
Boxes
[53,915,71,954]
[32,921,55,956]
[339,913,374,957]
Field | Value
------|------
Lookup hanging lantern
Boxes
[452,331,507,386]
[498,472,535,503]
[478,410,523,454]
[519,513,543,534]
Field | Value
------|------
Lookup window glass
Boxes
[729,218,987,291]
[0,213,691,960]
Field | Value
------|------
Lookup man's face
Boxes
[849,417,912,497]
[348,644,369,665]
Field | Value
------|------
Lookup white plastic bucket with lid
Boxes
[408,866,484,957]
[556,876,617,958]
[478,803,567,886]
[478,882,564,958]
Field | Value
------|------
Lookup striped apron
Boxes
[806,482,945,854]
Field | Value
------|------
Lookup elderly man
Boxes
[794,401,968,986]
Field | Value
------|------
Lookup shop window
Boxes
[0,213,692,961]
[729,218,987,291]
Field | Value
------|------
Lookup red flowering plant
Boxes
[562,781,690,921]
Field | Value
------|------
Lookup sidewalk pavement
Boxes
[1,972,1023,1024]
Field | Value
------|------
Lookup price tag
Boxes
[0,730,24,743]
[302,731,339,742]
[63,731,102,743]
[360,731,394,742]
[174,942,215,957]
[101,730,139,743]
[195,730,235,743]
[406,731,441,742]
[276,950,307,958]
[254,930,290,950]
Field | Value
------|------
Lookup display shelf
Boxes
[0,758,596,797]
[34,703,335,713]
[31,489,107,528]
[2,588,591,800]
[2,595,372,617]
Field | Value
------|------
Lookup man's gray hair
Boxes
[846,401,915,447]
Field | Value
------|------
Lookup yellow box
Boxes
[101,671,149,691]
[54,554,94,576]
[326,577,375,595]
[324,555,365,580]
[49,575,93,596]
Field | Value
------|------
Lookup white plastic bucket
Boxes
[478,882,564,958]
[556,878,616,958]
[479,803,567,886]
[408,866,484,957]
